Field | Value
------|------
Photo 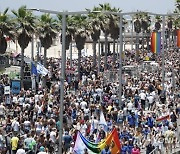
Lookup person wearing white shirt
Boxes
[34,94,39,103]
[50,128,57,143]
[139,90,146,110]
[127,101,133,113]
[18,96,24,107]
[11,119,20,132]
[80,100,87,110]
[84,106,90,121]
[80,123,87,136]
[90,117,99,133]
[0,103,5,123]
[147,94,154,110]
[12,96,18,104]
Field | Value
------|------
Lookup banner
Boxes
[151,32,161,53]
[11,80,21,94]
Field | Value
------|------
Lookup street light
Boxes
[27,8,67,154]
[27,8,92,154]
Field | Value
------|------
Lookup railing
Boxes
[149,147,158,154]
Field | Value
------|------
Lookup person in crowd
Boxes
[0,47,179,154]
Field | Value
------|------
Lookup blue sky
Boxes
[0,0,175,14]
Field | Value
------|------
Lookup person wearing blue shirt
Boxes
[71,108,77,120]
[134,112,139,127]
[128,113,135,127]
[128,139,134,153]
[63,131,72,153]
[146,116,154,128]
[101,145,111,154]
[142,126,150,139]
[121,142,130,154]
[120,130,129,140]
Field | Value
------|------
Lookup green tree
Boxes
[12,6,35,88]
[133,13,142,60]
[87,7,101,68]
[109,11,126,63]
[57,14,73,61]
[0,8,14,54]
[71,15,87,79]
[140,12,151,51]
[154,16,162,31]
[37,13,57,87]
[98,3,112,69]
[37,13,57,68]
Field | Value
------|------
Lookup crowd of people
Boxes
[0,47,179,154]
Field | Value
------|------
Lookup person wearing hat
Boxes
[37,146,47,154]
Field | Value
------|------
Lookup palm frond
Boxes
[3,8,9,15]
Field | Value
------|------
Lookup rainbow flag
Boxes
[74,128,121,153]
[151,32,161,53]
[156,115,170,124]
[177,29,180,48]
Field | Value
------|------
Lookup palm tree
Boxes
[134,13,141,60]
[174,0,180,45]
[87,7,101,68]
[37,13,57,68]
[0,8,14,54]
[71,15,87,80]
[140,12,151,51]
[154,16,162,32]
[166,16,173,46]
[57,14,73,62]
[108,6,123,63]
[12,6,35,88]
[98,3,112,70]
[37,13,57,87]
[109,15,119,63]
[175,0,180,11]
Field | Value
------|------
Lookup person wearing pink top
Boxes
[131,144,140,154]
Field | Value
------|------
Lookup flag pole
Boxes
[162,15,165,92]
[119,14,123,107]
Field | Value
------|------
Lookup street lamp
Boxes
[27,8,67,154]
[27,8,91,154]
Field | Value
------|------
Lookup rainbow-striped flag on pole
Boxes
[151,32,161,54]
[156,115,170,124]
[177,29,180,48]
[74,128,121,153]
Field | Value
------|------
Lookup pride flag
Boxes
[156,115,170,124]
[177,29,180,48]
[151,32,161,53]
[74,128,121,153]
